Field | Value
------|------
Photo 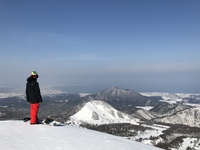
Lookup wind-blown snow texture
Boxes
[0,121,162,150]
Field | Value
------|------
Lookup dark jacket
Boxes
[26,76,43,104]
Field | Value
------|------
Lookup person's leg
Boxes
[30,103,39,124]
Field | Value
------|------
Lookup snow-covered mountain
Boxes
[0,120,162,150]
[90,87,162,105]
[151,103,190,116]
[133,109,159,120]
[141,92,200,106]
[138,92,200,127]
[95,86,144,99]
[84,87,163,115]
[68,100,140,125]
[154,107,200,127]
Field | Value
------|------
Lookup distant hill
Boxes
[84,87,163,112]
[67,100,139,125]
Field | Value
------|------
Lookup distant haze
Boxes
[0,0,199,93]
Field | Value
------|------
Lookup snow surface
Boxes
[0,120,162,150]
[79,93,91,97]
[135,106,154,110]
[154,107,200,127]
[177,138,200,150]
[140,92,200,106]
[132,124,169,146]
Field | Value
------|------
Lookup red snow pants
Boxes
[30,103,39,124]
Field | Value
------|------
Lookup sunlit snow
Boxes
[0,120,162,150]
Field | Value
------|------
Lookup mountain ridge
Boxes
[84,87,163,113]
[67,100,140,125]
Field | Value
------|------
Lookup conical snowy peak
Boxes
[68,100,139,125]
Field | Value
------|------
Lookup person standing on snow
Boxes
[26,71,43,125]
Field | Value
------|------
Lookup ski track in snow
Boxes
[0,120,162,150]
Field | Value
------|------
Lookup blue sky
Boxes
[0,0,200,93]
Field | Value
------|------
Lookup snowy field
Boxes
[135,106,154,110]
[0,120,162,150]
[177,138,200,150]
[140,92,200,106]
[132,124,169,146]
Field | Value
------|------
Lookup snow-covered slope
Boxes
[134,109,158,120]
[154,107,200,127]
[178,138,200,150]
[140,92,200,106]
[68,100,140,125]
[0,120,162,150]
